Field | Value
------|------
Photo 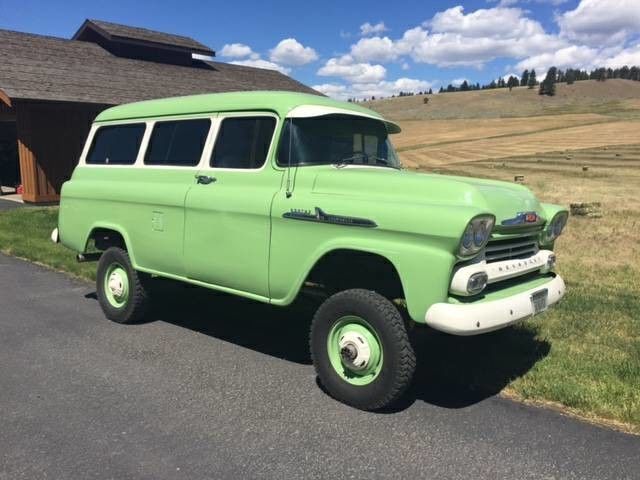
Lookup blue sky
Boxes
[1,0,639,99]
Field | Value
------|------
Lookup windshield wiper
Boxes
[333,153,401,170]
[369,155,402,170]
[333,153,366,168]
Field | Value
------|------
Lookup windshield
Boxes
[277,114,401,169]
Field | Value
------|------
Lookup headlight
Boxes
[458,215,495,257]
[542,212,568,244]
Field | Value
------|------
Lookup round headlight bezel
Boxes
[458,215,495,258]
[542,211,568,244]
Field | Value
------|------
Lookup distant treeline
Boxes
[440,65,640,96]
[353,65,640,102]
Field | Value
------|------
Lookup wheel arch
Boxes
[274,245,407,306]
[84,223,138,267]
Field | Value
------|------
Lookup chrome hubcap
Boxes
[338,331,372,371]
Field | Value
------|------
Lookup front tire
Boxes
[96,247,150,324]
[310,289,416,410]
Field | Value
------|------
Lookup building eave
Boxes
[0,88,12,108]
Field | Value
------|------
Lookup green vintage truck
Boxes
[54,91,567,410]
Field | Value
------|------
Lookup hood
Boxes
[311,167,544,225]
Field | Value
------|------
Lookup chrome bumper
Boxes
[425,274,566,336]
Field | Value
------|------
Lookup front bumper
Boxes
[425,274,566,335]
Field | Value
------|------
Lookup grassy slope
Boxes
[367,79,640,121]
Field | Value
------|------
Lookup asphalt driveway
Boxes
[0,197,23,210]
[0,252,638,479]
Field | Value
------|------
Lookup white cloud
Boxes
[408,30,564,67]
[410,6,566,67]
[558,0,640,46]
[515,44,600,72]
[360,21,389,36]
[401,62,410,70]
[350,36,398,62]
[317,55,387,82]
[342,7,565,68]
[451,78,469,87]
[312,83,348,98]
[429,6,545,38]
[220,43,254,58]
[600,43,640,68]
[491,0,568,6]
[269,38,318,66]
[221,42,291,74]
[230,58,291,75]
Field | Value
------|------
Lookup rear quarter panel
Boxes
[59,166,195,277]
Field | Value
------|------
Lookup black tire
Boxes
[96,247,150,324]
[310,289,416,410]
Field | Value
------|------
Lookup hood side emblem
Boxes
[501,211,541,226]
[283,207,377,228]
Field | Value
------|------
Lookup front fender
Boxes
[268,218,457,323]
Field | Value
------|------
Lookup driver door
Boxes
[183,113,281,298]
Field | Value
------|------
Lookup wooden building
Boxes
[0,20,317,203]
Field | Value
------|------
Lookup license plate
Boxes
[530,289,549,314]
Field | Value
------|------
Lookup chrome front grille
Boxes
[485,233,540,262]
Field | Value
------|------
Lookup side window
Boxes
[86,124,145,165]
[211,117,276,169]
[145,119,210,167]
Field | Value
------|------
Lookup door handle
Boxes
[195,175,216,185]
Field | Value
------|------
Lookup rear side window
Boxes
[145,119,211,167]
[86,124,145,165]
[211,117,276,169]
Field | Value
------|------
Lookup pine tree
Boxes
[528,69,537,89]
[566,70,575,85]
[521,70,529,87]
[539,67,557,96]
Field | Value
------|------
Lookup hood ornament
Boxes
[501,211,541,226]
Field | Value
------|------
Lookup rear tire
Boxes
[310,289,416,410]
[96,247,150,324]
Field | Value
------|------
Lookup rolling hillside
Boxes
[364,79,640,168]
[367,79,640,121]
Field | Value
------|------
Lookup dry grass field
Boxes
[368,78,640,432]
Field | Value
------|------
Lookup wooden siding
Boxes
[0,101,14,121]
[15,101,107,203]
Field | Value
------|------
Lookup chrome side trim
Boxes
[283,207,377,228]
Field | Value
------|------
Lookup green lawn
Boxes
[0,207,95,280]
[0,206,638,433]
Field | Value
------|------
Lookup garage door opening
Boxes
[0,121,20,198]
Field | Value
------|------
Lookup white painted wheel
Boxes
[108,270,126,297]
